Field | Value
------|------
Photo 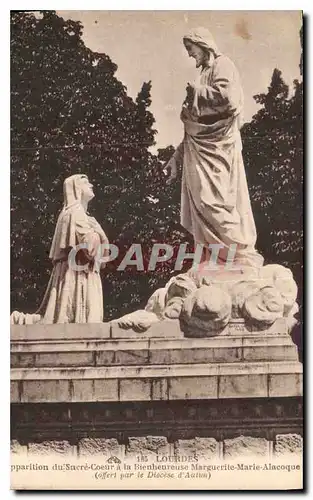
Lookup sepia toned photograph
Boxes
[10,9,303,490]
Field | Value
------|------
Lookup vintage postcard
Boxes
[10,10,303,490]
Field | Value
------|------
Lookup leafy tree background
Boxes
[241,25,303,336]
[11,11,303,338]
[241,25,303,355]
[11,10,192,320]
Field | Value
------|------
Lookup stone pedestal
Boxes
[11,319,302,459]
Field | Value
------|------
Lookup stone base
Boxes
[11,321,301,404]
[11,361,302,403]
[11,321,302,465]
[11,398,303,457]
[10,317,293,342]
[11,326,298,369]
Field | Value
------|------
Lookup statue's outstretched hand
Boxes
[164,156,177,185]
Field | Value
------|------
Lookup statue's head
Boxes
[63,174,94,208]
[183,39,208,68]
[183,27,220,67]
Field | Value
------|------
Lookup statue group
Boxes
[11,28,299,335]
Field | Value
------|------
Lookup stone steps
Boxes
[10,319,302,405]
[10,317,288,342]
[11,361,302,403]
[11,335,298,368]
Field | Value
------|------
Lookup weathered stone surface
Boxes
[259,264,298,316]
[95,340,150,366]
[145,287,167,317]
[11,358,302,404]
[175,438,218,459]
[78,438,123,457]
[213,347,242,362]
[21,380,70,403]
[151,378,168,400]
[169,376,218,400]
[12,364,220,382]
[269,373,302,397]
[274,434,303,456]
[241,334,293,346]
[224,436,270,458]
[11,432,303,462]
[119,379,151,401]
[11,322,111,341]
[28,440,75,456]
[11,353,35,368]
[149,347,214,364]
[219,374,268,399]
[93,379,119,402]
[11,339,109,353]
[181,286,232,337]
[111,319,183,339]
[10,381,19,402]
[125,436,170,457]
[149,337,243,364]
[35,351,94,367]
[12,333,300,369]
[113,310,161,333]
[114,349,149,365]
[228,318,288,335]
[243,345,298,362]
[112,265,298,338]
[227,320,248,335]
[243,286,284,325]
[230,280,262,318]
[11,440,27,455]
[70,379,118,402]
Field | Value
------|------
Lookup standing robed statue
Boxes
[165,27,263,268]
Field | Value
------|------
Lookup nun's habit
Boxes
[36,174,108,323]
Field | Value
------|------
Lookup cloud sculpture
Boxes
[180,285,232,337]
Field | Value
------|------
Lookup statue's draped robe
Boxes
[36,176,108,323]
[177,41,263,267]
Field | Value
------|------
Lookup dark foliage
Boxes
[11,10,191,319]
[241,25,303,322]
